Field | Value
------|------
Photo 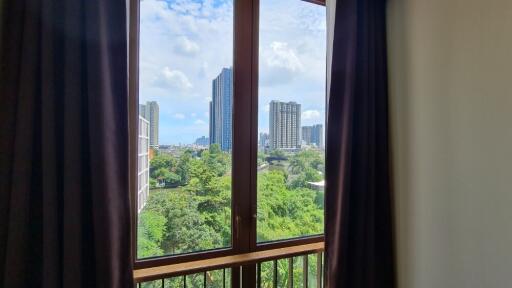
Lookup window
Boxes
[136,0,234,259]
[131,0,326,273]
[257,0,326,243]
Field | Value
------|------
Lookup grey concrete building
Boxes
[140,101,159,148]
[269,101,301,150]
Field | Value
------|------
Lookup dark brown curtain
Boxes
[324,0,395,287]
[0,0,133,287]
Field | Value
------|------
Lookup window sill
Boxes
[134,241,324,283]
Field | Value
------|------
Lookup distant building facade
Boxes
[209,68,233,151]
[311,124,324,148]
[195,136,209,146]
[140,101,159,148]
[138,116,150,213]
[302,126,312,146]
[302,124,323,148]
[269,101,301,150]
[259,132,270,149]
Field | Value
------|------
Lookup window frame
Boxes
[129,0,326,272]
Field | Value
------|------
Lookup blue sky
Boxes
[139,0,326,145]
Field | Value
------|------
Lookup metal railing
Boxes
[139,269,231,288]
[256,252,323,288]
[137,251,324,288]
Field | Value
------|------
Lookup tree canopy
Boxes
[138,147,325,287]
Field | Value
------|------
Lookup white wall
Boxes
[387,0,512,287]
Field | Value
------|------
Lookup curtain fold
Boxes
[324,0,395,287]
[0,1,134,287]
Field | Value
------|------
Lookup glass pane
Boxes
[137,0,233,258]
[257,0,326,242]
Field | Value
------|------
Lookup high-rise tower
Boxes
[302,124,323,148]
[209,68,233,151]
[269,101,301,150]
[139,101,159,148]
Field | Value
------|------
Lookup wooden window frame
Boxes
[128,0,326,279]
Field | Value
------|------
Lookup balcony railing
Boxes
[135,242,324,288]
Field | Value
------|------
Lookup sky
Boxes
[139,0,326,145]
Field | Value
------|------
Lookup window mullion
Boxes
[232,0,259,254]
[233,0,259,286]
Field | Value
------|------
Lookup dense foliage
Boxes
[138,145,324,287]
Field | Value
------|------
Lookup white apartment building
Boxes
[140,101,159,148]
[269,101,301,150]
[138,116,150,213]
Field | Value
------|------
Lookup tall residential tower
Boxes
[269,101,301,150]
[209,68,233,151]
[139,101,159,148]
[302,124,323,148]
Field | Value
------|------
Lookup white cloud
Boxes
[139,0,325,144]
[170,1,202,16]
[191,112,197,118]
[139,0,233,102]
[194,119,206,125]
[174,37,200,56]
[302,110,320,120]
[264,104,270,112]
[158,67,193,90]
[260,42,304,86]
[174,113,186,119]
[266,42,303,72]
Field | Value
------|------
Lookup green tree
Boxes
[288,150,324,175]
[209,143,222,154]
[138,146,325,286]
[149,178,157,189]
[137,210,166,258]
[144,189,222,254]
[149,154,182,187]
[257,151,267,166]
[185,151,232,246]
[269,149,286,158]
[203,144,230,177]
[288,167,322,189]
[150,153,177,172]
[257,170,323,242]
[176,150,193,185]
[152,167,181,186]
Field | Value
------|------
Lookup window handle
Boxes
[236,215,241,240]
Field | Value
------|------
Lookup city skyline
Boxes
[139,97,324,149]
[138,0,326,145]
